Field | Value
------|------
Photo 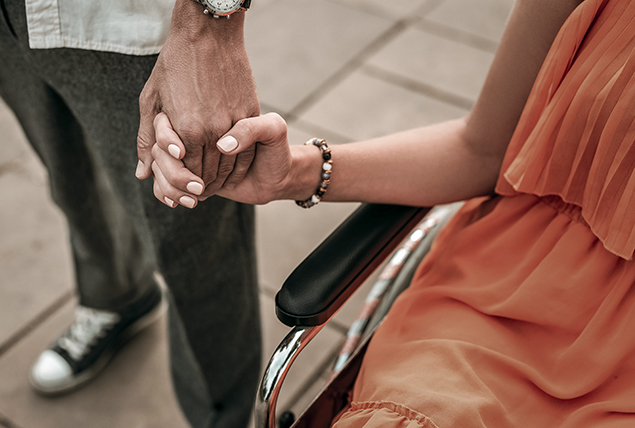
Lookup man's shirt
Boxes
[25,0,175,55]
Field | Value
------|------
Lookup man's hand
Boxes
[136,0,259,200]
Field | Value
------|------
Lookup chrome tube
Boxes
[255,324,324,428]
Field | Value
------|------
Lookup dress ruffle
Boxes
[332,401,441,428]
[496,0,635,260]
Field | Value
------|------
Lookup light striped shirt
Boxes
[25,0,175,55]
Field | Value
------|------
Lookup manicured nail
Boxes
[217,136,238,153]
[164,196,175,207]
[135,160,145,178]
[168,144,181,159]
[179,195,196,209]
[187,181,204,195]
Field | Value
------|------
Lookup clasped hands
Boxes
[145,111,293,208]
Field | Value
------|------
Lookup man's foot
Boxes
[29,287,163,395]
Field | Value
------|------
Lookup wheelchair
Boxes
[255,202,464,428]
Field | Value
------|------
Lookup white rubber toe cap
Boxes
[30,350,73,392]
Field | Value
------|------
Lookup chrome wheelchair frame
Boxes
[255,202,463,428]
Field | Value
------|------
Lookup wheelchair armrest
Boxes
[275,204,431,327]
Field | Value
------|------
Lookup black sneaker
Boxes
[29,286,163,395]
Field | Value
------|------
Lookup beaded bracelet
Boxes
[295,138,332,209]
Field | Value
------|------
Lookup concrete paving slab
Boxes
[286,122,317,147]
[331,0,432,20]
[300,72,467,141]
[249,0,284,13]
[0,161,73,347]
[367,27,495,102]
[256,200,359,294]
[0,299,190,428]
[284,113,352,147]
[245,0,393,113]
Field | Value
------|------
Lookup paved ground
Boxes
[0,0,512,426]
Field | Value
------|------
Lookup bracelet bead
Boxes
[295,138,333,209]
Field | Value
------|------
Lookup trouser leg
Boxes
[0,1,262,426]
[0,3,156,310]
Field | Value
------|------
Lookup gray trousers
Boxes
[0,2,262,427]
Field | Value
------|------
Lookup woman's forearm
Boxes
[285,117,504,207]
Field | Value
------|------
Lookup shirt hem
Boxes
[28,36,163,56]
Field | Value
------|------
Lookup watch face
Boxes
[204,0,242,14]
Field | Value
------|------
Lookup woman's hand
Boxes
[150,112,293,207]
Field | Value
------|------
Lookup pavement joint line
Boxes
[258,103,347,141]
[329,0,446,21]
[287,117,353,145]
[0,412,21,428]
[324,317,349,335]
[325,0,418,22]
[361,64,474,111]
[288,16,415,119]
[0,290,74,358]
[259,284,277,299]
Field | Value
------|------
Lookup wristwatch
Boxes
[192,0,251,18]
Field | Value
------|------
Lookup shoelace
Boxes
[57,306,121,361]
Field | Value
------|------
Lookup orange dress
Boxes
[332,1,635,427]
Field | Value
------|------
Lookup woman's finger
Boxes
[154,112,186,160]
[152,142,205,196]
[151,159,199,209]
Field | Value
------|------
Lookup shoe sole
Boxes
[29,295,167,396]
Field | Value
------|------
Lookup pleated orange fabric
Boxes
[497,0,635,260]
[331,1,635,427]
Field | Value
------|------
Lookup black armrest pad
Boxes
[275,204,430,327]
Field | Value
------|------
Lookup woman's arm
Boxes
[299,0,585,206]
[150,0,584,208]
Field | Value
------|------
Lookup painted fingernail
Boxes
[179,195,196,209]
[164,196,175,207]
[187,181,204,195]
[217,135,238,153]
[168,144,181,159]
[135,160,145,178]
